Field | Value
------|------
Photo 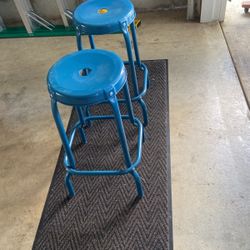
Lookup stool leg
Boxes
[76,30,96,50]
[88,35,96,49]
[124,81,146,143]
[130,21,141,68]
[139,98,148,127]
[65,173,75,198]
[109,96,131,167]
[109,95,143,198]
[122,25,148,127]
[85,105,92,127]
[76,106,87,144]
[51,99,76,197]
[123,82,135,125]
[131,170,144,198]
[122,26,139,96]
[147,76,150,89]
[131,21,150,90]
[76,27,82,51]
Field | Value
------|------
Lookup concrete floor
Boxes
[221,0,250,108]
[0,10,250,250]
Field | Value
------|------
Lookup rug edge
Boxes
[32,59,173,250]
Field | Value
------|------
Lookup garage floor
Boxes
[0,10,250,250]
[221,0,250,108]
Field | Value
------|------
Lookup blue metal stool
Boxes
[73,0,149,127]
[47,49,144,198]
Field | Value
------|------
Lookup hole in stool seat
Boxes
[79,68,92,77]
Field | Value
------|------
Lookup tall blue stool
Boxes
[48,49,144,198]
[73,0,149,127]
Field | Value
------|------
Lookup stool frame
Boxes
[50,81,144,198]
[75,20,149,127]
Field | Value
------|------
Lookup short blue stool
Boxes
[73,0,149,126]
[48,49,144,198]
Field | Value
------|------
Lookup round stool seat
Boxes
[48,49,127,105]
[73,0,135,34]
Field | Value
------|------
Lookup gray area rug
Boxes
[33,60,172,250]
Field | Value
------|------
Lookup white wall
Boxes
[0,0,187,26]
[0,0,22,25]
[133,0,186,9]
[200,0,227,22]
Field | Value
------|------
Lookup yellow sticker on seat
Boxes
[98,8,108,14]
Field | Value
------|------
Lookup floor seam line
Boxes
[219,21,250,110]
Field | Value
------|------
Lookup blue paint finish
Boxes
[109,94,132,167]
[48,50,145,198]
[72,0,149,127]
[75,26,82,51]
[123,80,135,125]
[122,23,139,96]
[48,49,126,106]
[64,116,143,172]
[51,99,76,168]
[131,170,144,198]
[76,106,87,144]
[65,173,75,198]
[84,105,92,127]
[130,21,141,68]
[73,0,135,35]
[88,35,96,49]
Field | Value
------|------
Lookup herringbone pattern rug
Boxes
[33,60,172,250]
